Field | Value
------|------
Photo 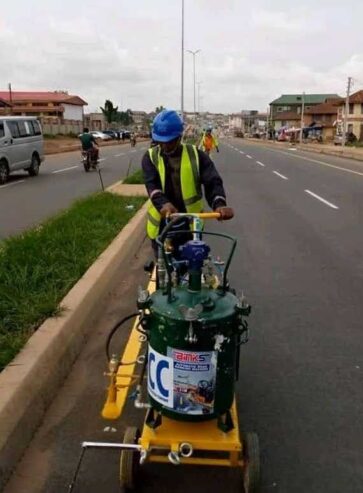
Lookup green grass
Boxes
[123,168,145,184]
[0,192,145,371]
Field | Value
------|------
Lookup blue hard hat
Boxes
[152,109,184,142]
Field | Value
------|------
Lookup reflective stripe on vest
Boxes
[146,144,203,239]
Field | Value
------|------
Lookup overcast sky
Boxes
[1,0,363,113]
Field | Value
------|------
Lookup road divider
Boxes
[0,192,148,489]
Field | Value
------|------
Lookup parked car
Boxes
[90,131,112,141]
[0,116,44,184]
[103,130,118,139]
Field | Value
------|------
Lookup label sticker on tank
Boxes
[148,346,173,408]
[167,348,218,415]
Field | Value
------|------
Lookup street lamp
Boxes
[187,49,201,117]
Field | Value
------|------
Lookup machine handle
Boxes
[170,212,221,220]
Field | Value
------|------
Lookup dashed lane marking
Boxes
[52,165,79,174]
[305,189,339,210]
[273,171,288,180]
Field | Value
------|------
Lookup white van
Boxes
[0,116,45,184]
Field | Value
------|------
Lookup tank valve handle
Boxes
[168,451,181,466]
[179,442,194,458]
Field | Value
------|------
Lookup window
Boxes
[24,121,34,135]
[17,120,29,137]
[348,123,353,133]
[349,103,354,114]
[0,122,4,138]
[31,120,41,135]
[7,121,20,138]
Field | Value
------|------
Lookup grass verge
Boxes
[0,192,145,371]
[123,168,145,184]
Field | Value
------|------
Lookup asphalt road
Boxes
[0,142,148,239]
[4,139,363,493]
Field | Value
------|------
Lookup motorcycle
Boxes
[82,149,98,172]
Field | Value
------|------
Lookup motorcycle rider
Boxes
[79,128,99,163]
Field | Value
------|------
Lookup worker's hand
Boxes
[160,202,178,218]
[216,206,234,221]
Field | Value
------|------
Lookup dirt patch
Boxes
[44,138,149,155]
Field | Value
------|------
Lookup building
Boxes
[84,112,106,131]
[304,98,343,141]
[229,113,243,130]
[270,94,340,130]
[337,90,363,141]
[0,91,87,123]
[0,98,12,114]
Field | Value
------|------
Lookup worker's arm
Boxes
[213,135,219,152]
[198,150,227,210]
[141,152,171,212]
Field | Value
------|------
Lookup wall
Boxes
[63,104,83,121]
[42,121,83,136]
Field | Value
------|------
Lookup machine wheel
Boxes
[242,432,260,493]
[28,154,40,176]
[83,160,90,172]
[0,160,9,184]
[119,426,140,492]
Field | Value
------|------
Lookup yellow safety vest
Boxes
[147,144,203,239]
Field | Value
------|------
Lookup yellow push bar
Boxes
[170,212,221,219]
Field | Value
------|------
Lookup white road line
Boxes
[304,190,339,210]
[0,180,25,189]
[246,155,252,159]
[277,149,363,177]
[98,158,106,162]
[256,161,265,167]
[239,151,245,154]
[115,153,125,157]
[52,165,79,174]
[273,171,288,180]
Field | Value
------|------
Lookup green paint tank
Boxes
[145,285,246,422]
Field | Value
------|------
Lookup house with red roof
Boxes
[336,90,363,141]
[0,91,87,123]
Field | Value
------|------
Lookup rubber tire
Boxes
[28,154,40,176]
[0,160,9,185]
[119,427,140,492]
[83,161,90,172]
[242,432,261,493]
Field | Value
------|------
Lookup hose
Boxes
[105,312,140,361]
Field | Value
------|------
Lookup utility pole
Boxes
[299,92,305,144]
[342,76,353,147]
[181,0,185,122]
[187,49,201,119]
[8,83,13,115]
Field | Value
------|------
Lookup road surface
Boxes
[4,139,363,493]
[0,142,148,239]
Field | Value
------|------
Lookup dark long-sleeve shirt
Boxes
[141,145,227,213]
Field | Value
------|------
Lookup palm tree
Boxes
[100,100,118,124]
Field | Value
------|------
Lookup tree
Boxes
[155,105,165,114]
[100,100,119,124]
[117,109,134,127]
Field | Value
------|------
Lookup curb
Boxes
[0,201,148,489]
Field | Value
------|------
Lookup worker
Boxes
[79,128,99,161]
[141,109,233,253]
[199,126,219,155]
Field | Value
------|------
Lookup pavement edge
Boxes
[0,201,148,489]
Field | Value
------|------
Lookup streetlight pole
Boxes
[187,49,201,118]
[181,0,185,122]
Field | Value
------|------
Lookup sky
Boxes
[1,0,363,114]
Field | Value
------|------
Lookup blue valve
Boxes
[180,240,210,271]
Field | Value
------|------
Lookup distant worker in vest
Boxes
[141,109,233,253]
[199,126,219,155]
